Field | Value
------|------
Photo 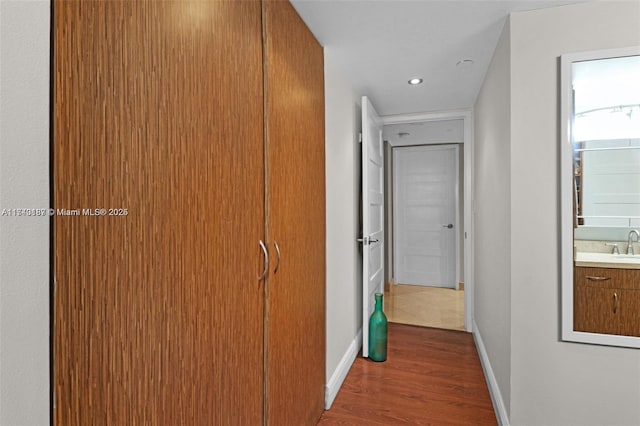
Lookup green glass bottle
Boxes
[368,293,387,362]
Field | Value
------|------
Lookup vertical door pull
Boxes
[273,241,281,274]
[613,292,618,314]
[258,240,269,281]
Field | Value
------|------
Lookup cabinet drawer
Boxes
[624,269,640,290]
[575,267,623,289]
[574,266,640,289]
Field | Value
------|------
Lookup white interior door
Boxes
[361,96,384,358]
[393,145,458,288]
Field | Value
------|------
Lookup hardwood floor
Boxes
[318,323,496,425]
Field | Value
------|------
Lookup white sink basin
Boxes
[575,252,640,268]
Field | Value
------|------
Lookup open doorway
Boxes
[381,114,472,332]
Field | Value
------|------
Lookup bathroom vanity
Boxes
[574,263,640,337]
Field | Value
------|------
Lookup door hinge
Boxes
[358,132,362,143]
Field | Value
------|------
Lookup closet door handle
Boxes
[613,292,618,314]
[258,240,269,281]
[273,241,281,274]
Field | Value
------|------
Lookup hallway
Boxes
[317,323,496,425]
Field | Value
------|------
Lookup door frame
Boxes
[382,109,474,332]
[392,144,460,289]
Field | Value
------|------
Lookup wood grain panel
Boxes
[619,290,640,336]
[263,1,326,425]
[574,267,640,336]
[318,323,497,425]
[53,1,265,424]
[574,286,619,335]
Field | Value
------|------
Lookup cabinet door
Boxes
[264,1,326,425]
[54,1,265,424]
[574,286,619,335]
[619,290,640,337]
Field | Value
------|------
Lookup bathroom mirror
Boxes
[561,46,640,348]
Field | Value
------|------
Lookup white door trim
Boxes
[382,109,474,332]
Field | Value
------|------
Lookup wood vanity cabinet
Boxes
[574,267,640,337]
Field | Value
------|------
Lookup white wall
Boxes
[0,1,51,425]
[473,16,512,419]
[509,2,640,425]
[324,48,363,406]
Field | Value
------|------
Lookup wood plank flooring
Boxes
[317,323,497,425]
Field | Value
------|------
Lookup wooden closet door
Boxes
[263,1,326,425]
[53,1,265,424]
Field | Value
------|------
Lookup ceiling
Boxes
[291,0,582,116]
[383,119,464,146]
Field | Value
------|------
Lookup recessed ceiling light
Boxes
[456,59,474,67]
[408,78,423,85]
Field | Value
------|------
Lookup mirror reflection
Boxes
[573,55,640,230]
[571,54,640,339]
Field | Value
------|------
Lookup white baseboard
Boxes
[472,320,510,426]
[324,329,362,410]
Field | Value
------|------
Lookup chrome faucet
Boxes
[627,230,639,255]
[605,242,620,254]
